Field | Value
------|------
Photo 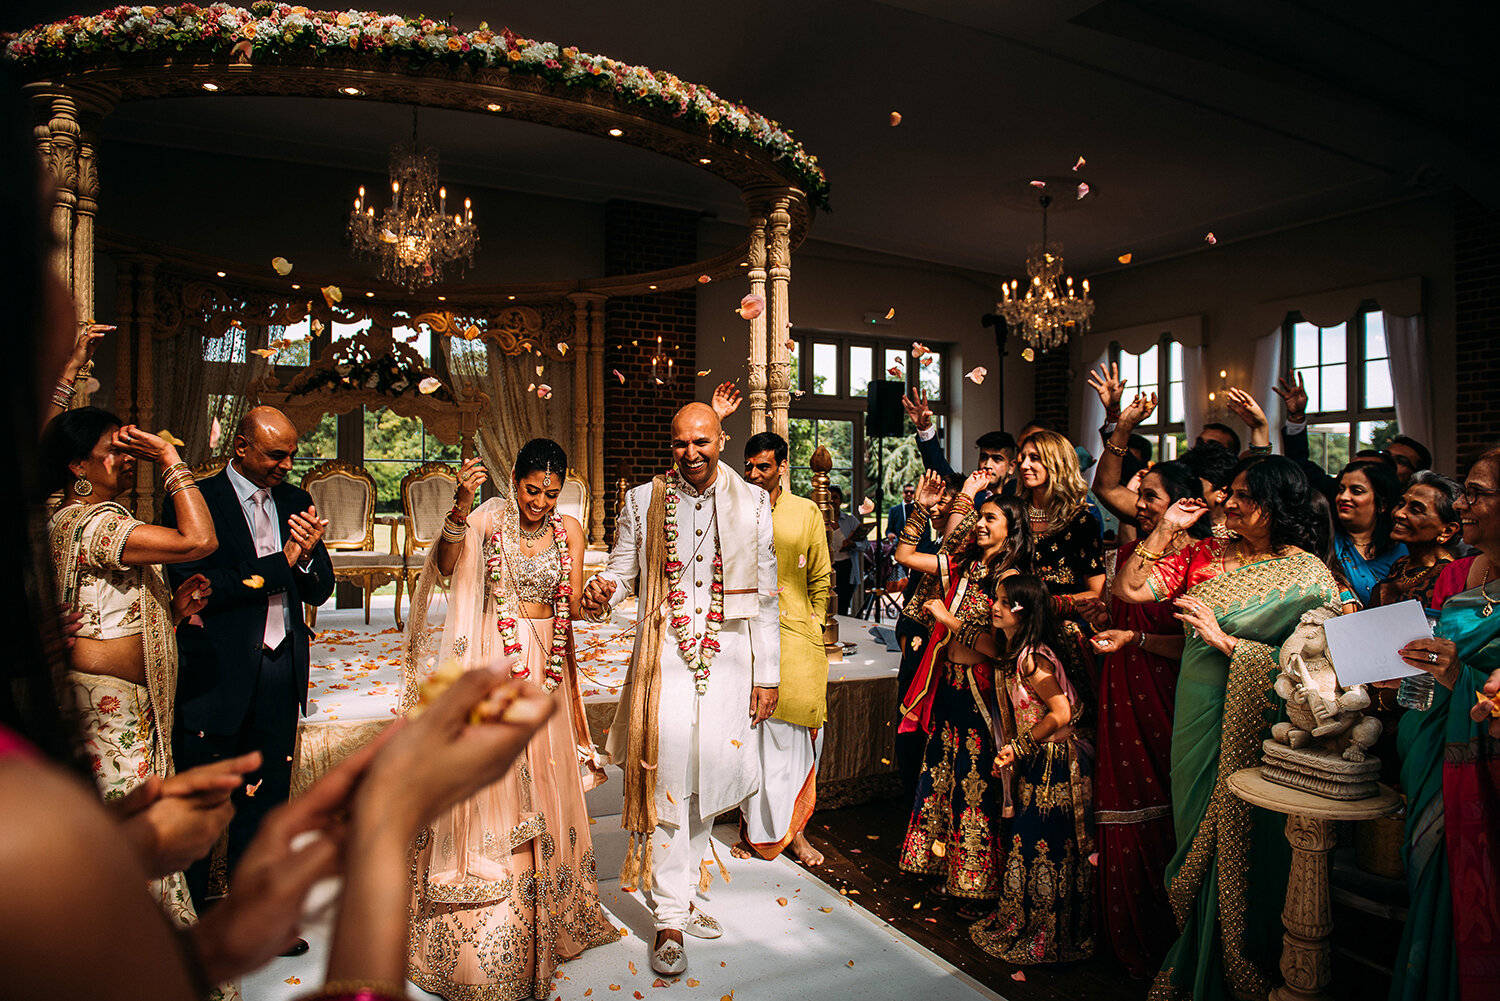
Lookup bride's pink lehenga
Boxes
[402,498,616,1000]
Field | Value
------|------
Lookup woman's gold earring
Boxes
[73,475,93,497]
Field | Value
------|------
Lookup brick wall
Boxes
[1455,190,1500,468]
[602,200,699,540]
[1031,343,1071,434]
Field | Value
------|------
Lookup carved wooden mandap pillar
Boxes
[567,291,608,546]
[743,193,771,435]
[29,84,113,339]
[764,188,798,452]
[585,293,608,547]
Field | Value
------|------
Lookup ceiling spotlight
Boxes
[608,128,624,137]
[698,157,712,164]
[508,295,516,300]
[365,291,375,298]
[437,295,446,301]
[215,270,226,277]
[485,103,503,112]
[649,285,658,290]
[201,82,220,92]
[339,86,365,97]
[290,284,300,289]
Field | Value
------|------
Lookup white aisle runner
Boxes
[243,765,1004,1001]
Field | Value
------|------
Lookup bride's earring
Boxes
[73,475,93,497]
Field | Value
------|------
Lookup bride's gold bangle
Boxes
[1135,544,1167,563]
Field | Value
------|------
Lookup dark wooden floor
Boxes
[784,797,1151,1001]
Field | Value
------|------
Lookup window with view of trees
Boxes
[1111,336,1188,462]
[1284,308,1398,471]
[786,331,947,531]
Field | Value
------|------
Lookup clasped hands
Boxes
[282,504,329,566]
[581,576,617,621]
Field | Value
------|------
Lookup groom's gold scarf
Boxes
[618,474,669,892]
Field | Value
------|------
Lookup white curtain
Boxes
[1074,348,1109,481]
[1181,343,1209,445]
[445,338,563,494]
[1252,328,1283,440]
[1384,311,1432,450]
[154,321,269,466]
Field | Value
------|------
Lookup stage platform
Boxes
[292,597,906,808]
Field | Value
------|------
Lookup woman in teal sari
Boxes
[1115,456,1342,1001]
[1392,445,1500,1001]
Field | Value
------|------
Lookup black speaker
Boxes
[867,379,906,438]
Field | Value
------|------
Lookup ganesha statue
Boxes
[1262,606,1383,799]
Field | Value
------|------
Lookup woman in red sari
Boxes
[1087,392,1207,976]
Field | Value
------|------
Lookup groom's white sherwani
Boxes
[599,465,779,929]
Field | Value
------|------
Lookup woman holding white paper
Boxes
[1113,456,1341,1001]
[1390,447,1500,1001]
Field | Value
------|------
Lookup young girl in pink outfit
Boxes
[967,573,1096,965]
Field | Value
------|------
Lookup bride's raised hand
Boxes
[455,456,488,510]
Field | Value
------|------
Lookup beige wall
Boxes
[1076,191,1456,469]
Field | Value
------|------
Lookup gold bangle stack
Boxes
[1011,729,1039,761]
[440,515,468,544]
[162,461,197,495]
[949,493,974,515]
[1135,543,1166,562]
[52,380,76,409]
[1103,438,1128,457]
[898,506,930,545]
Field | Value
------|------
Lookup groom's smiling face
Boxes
[671,404,722,491]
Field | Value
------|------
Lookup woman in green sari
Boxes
[1115,456,1341,1001]
[1391,444,1500,1001]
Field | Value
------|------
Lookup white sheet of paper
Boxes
[1322,599,1433,687]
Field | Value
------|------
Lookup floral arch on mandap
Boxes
[7,5,824,534]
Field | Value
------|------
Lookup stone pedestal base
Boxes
[1261,740,1381,800]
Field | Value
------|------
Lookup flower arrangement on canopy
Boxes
[3,4,830,207]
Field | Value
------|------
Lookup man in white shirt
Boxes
[582,402,780,976]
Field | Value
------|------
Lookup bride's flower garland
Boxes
[663,468,723,695]
[485,503,571,692]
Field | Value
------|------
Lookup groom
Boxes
[582,402,779,976]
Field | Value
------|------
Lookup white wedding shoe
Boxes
[684,905,723,939]
[651,934,688,975]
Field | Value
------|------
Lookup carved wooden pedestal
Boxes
[1227,769,1400,1001]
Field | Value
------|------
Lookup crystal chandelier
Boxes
[997,193,1093,353]
[348,111,478,290]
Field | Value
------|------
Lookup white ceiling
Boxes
[10,1,1492,279]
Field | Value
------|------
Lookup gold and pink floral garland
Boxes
[2,4,829,208]
[663,468,723,695]
[485,504,570,692]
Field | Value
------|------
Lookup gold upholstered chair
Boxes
[398,460,458,622]
[556,468,608,573]
[300,460,406,628]
[191,456,228,480]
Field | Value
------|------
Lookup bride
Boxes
[401,438,616,999]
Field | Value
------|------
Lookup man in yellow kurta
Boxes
[737,431,832,865]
